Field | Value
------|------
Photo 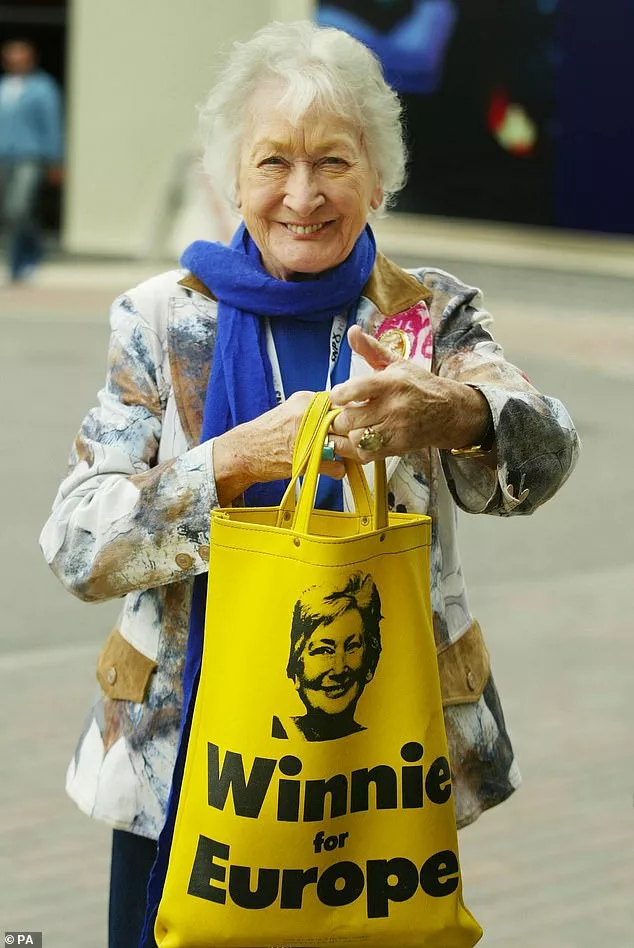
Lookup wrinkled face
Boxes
[237,82,382,281]
[2,42,35,75]
[295,609,372,716]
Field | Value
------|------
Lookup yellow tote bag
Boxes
[156,393,482,948]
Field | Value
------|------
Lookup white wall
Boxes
[64,0,314,257]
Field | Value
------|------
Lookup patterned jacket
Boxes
[39,252,579,839]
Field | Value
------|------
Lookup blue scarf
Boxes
[182,221,376,506]
[139,224,376,947]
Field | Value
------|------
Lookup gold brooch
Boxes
[377,327,411,360]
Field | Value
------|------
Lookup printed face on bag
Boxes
[274,572,382,741]
[298,609,368,714]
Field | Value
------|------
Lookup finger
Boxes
[348,425,392,458]
[347,324,398,371]
[326,431,392,465]
[328,427,392,462]
[330,403,390,438]
[330,375,376,407]
[324,441,386,466]
[330,357,405,407]
[355,446,385,464]
[332,359,431,409]
[325,433,357,461]
[318,459,346,479]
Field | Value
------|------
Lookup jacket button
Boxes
[175,552,194,570]
[466,668,476,691]
[106,665,117,686]
[197,544,210,562]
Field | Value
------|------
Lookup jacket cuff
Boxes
[442,383,579,516]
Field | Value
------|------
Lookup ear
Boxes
[233,173,242,209]
[370,183,383,211]
[365,669,374,683]
[293,676,301,692]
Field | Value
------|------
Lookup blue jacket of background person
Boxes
[0,69,63,163]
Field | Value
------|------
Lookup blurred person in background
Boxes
[39,21,579,948]
[0,39,63,284]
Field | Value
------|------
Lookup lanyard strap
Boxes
[265,312,350,508]
[265,312,349,403]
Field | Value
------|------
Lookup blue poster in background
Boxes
[556,0,634,235]
[317,0,634,236]
[318,0,458,95]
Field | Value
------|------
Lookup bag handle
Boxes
[278,393,372,526]
[292,394,373,519]
[278,392,388,535]
[276,394,345,526]
[291,391,332,480]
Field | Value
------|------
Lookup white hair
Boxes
[198,20,407,213]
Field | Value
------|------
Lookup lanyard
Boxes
[265,312,349,507]
[265,312,349,404]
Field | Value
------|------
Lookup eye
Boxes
[308,644,334,656]
[345,641,361,653]
[321,156,347,167]
[259,156,286,168]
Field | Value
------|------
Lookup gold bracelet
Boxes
[450,444,493,459]
[450,409,495,459]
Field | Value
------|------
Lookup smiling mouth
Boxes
[284,222,330,235]
[321,684,351,699]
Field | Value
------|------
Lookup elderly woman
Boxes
[40,19,579,948]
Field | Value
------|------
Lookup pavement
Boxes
[1,214,633,947]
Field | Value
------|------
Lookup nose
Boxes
[283,162,325,218]
[329,650,349,678]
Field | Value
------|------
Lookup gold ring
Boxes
[358,426,385,453]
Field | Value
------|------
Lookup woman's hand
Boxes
[212,390,345,505]
[329,325,493,462]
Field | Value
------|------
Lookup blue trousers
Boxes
[0,159,44,280]
[109,829,158,948]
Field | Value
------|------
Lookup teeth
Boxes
[286,222,326,235]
